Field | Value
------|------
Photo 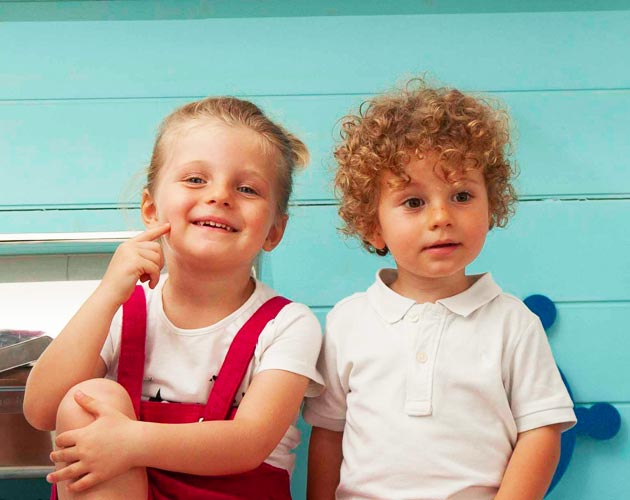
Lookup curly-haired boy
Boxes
[304,79,576,500]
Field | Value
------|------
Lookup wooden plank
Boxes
[2,11,630,100]
[470,199,630,302]
[2,0,628,22]
[2,91,629,209]
[550,303,630,404]
[547,404,630,499]
[505,90,630,198]
[262,201,630,304]
[0,96,348,207]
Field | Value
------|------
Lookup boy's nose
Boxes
[428,203,452,229]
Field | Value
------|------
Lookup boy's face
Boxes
[368,153,490,298]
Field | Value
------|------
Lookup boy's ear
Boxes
[262,214,288,252]
[367,226,386,253]
[141,189,159,227]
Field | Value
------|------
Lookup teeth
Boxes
[195,221,235,232]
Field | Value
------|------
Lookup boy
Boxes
[304,80,576,500]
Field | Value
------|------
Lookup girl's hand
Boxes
[47,391,140,492]
[99,223,170,305]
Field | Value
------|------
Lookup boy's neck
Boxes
[389,270,475,304]
[161,264,255,329]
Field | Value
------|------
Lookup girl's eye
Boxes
[185,176,205,185]
[453,191,472,202]
[403,197,424,209]
[237,186,258,195]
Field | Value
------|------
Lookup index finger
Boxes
[133,223,171,242]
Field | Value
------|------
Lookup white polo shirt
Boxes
[303,269,576,500]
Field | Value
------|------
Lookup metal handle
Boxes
[0,231,141,244]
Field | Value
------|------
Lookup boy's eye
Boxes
[453,191,472,202]
[185,176,205,185]
[237,185,258,195]
[403,197,424,209]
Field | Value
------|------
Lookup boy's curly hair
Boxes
[334,78,518,254]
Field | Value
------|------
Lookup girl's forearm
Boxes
[130,418,277,475]
[129,370,309,476]
[23,285,119,430]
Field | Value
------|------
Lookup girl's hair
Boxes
[334,78,518,254]
[146,97,309,214]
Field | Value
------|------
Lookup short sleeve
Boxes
[506,318,576,433]
[302,310,349,432]
[255,302,324,397]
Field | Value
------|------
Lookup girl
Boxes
[23,97,323,499]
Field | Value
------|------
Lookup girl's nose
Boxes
[205,184,231,206]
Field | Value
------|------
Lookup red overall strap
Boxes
[203,296,291,421]
[117,285,147,418]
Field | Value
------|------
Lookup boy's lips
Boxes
[423,240,460,251]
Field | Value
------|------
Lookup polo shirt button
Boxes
[416,351,428,363]
[408,311,419,322]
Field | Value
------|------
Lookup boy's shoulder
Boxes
[482,288,542,331]
[329,290,371,319]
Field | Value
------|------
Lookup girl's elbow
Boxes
[22,396,55,431]
[237,438,277,473]
[239,446,270,473]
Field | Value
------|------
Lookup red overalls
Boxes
[52,286,293,500]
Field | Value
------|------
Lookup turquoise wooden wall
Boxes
[1,1,629,498]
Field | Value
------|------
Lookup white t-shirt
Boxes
[303,270,576,500]
[101,277,324,474]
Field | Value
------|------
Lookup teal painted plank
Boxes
[0,96,350,207]
[2,0,629,22]
[470,199,630,302]
[505,90,630,198]
[262,200,630,304]
[0,99,182,208]
[550,303,630,404]
[2,11,630,99]
[547,404,630,499]
[2,200,629,300]
[259,203,391,305]
[3,91,628,210]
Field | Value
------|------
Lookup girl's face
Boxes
[141,119,287,274]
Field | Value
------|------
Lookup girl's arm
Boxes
[48,368,309,491]
[23,224,169,431]
[307,426,343,500]
[494,424,563,500]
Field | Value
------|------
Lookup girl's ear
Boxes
[141,189,159,227]
[262,214,288,252]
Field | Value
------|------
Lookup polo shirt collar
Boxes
[367,269,502,323]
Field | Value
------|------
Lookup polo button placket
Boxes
[405,304,446,417]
